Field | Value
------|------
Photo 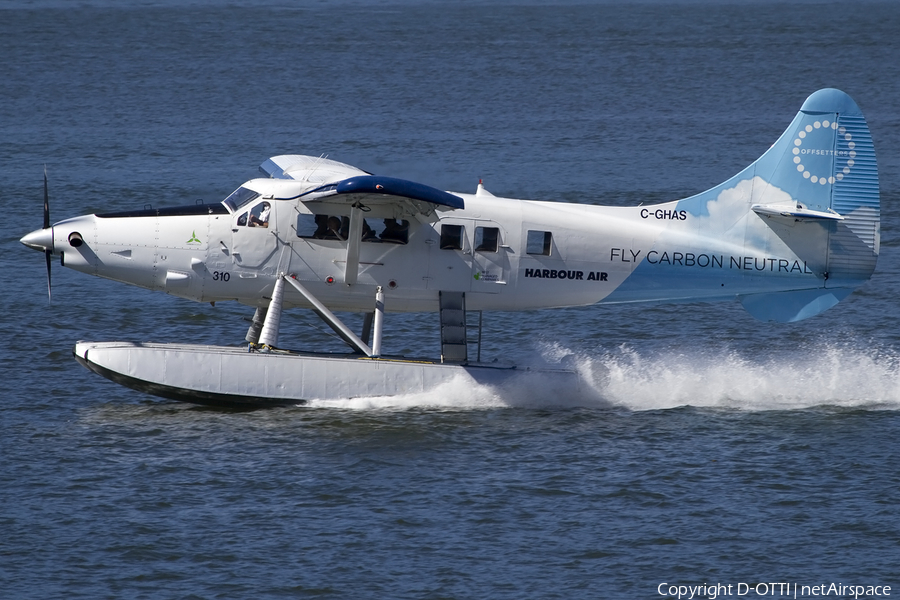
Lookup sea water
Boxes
[2,1,899,597]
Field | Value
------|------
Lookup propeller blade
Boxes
[43,165,50,230]
[45,249,52,304]
[43,166,51,304]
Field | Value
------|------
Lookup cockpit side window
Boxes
[223,187,260,212]
[250,202,271,228]
[236,201,272,228]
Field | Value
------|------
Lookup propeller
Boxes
[43,166,51,303]
[19,167,56,304]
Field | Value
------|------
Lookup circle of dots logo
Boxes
[792,120,856,185]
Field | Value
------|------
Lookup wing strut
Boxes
[372,286,384,358]
[343,204,364,285]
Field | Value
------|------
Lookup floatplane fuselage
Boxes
[21,89,880,406]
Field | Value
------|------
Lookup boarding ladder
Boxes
[439,292,483,364]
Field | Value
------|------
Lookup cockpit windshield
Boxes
[222,186,260,213]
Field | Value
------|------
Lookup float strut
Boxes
[257,275,286,350]
[245,306,268,344]
[361,312,374,345]
[372,286,384,358]
[283,274,373,356]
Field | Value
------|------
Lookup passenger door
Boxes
[470,221,508,292]
[426,218,473,292]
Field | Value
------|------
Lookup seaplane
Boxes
[21,88,879,408]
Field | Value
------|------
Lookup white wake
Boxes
[304,342,900,412]
[595,343,900,411]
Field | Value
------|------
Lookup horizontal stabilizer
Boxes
[751,204,844,221]
[739,288,853,323]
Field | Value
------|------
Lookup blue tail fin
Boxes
[743,89,879,321]
[678,89,879,322]
[753,88,879,280]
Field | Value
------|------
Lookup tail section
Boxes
[604,89,879,322]
[684,88,879,322]
[749,88,880,286]
[742,89,879,321]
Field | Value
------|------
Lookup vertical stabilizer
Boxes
[606,89,879,322]
[737,89,879,320]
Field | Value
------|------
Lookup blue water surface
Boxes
[2,1,900,598]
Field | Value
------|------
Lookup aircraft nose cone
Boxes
[20,227,53,252]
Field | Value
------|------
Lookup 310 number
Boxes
[212,271,231,282]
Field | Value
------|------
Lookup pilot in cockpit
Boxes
[248,202,271,228]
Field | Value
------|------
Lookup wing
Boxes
[260,155,370,182]
[259,155,464,214]
[302,175,464,211]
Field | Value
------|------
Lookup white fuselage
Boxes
[28,88,882,325]
[47,186,825,314]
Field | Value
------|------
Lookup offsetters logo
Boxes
[792,120,856,185]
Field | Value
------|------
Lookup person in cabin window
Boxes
[325,216,345,240]
[381,218,408,243]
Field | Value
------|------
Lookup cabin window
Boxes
[440,224,464,250]
[295,213,318,237]
[222,186,260,212]
[526,230,552,255]
[474,226,499,252]
[296,214,347,240]
[375,219,409,244]
[296,214,408,244]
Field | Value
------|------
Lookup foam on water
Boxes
[305,342,900,412]
[596,342,900,411]
[304,375,510,411]
[304,363,605,411]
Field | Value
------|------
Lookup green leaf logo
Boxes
[187,231,201,244]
